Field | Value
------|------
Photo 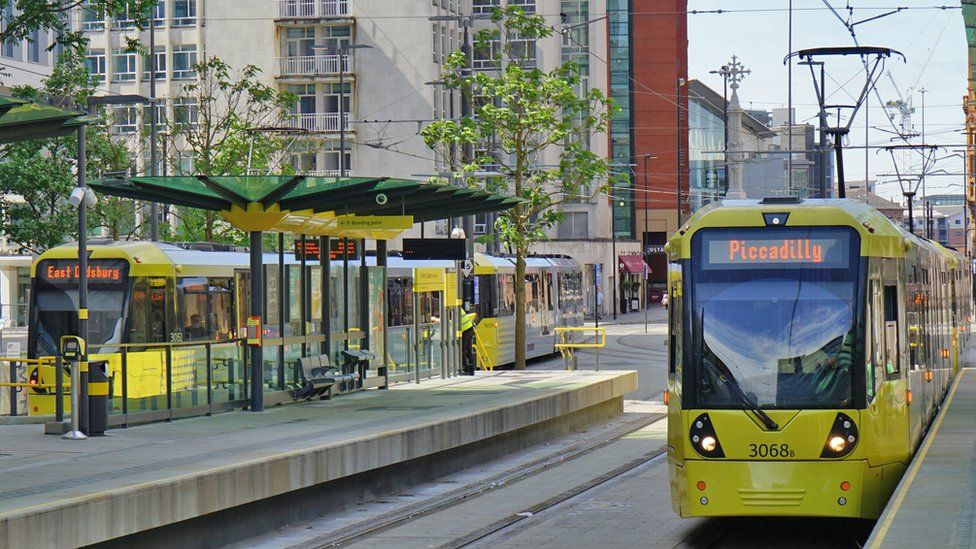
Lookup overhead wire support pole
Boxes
[149,7,158,241]
[786,46,905,199]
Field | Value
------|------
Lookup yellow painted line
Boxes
[870,368,968,547]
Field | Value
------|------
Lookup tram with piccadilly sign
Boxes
[666,197,971,518]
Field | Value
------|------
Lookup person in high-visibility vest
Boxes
[461,308,477,375]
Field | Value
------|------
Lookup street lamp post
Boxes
[638,153,657,334]
[611,199,625,320]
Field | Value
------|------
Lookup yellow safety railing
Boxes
[474,335,493,371]
[554,327,606,371]
[0,356,59,388]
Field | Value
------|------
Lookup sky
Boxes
[687,0,968,203]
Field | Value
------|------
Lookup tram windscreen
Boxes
[31,259,129,357]
[690,227,860,409]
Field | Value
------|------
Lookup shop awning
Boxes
[618,254,649,274]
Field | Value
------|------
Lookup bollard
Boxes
[86,360,109,436]
[63,361,87,440]
[78,361,89,435]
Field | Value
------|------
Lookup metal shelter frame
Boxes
[89,175,520,411]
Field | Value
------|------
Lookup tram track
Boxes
[299,412,667,548]
[447,450,668,548]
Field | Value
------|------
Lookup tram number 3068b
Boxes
[748,443,795,458]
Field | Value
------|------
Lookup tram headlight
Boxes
[700,435,717,452]
[689,414,725,458]
[827,436,846,453]
[821,413,858,458]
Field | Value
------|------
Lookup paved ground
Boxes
[238,307,882,549]
[866,343,976,548]
[0,370,635,548]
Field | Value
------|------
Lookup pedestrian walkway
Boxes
[867,341,976,548]
[0,370,636,548]
[588,305,668,327]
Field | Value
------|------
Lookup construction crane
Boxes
[884,71,918,139]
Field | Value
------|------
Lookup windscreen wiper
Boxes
[699,313,779,431]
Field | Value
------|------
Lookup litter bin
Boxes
[341,350,375,390]
[86,360,110,436]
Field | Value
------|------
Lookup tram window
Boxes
[210,279,233,340]
[476,275,496,319]
[128,278,150,344]
[498,275,516,316]
[883,285,900,377]
[526,274,541,313]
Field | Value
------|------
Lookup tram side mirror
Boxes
[59,335,86,361]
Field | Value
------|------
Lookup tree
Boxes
[0,51,134,254]
[0,1,154,57]
[163,57,295,244]
[422,7,616,369]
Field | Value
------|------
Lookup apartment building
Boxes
[70,0,628,316]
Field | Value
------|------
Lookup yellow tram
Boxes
[666,198,971,519]
[26,240,584,415]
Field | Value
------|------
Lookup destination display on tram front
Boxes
[37,259,129,285]
[701,230,852,270]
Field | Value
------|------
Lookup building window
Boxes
[112,48,137,81]
[286,27,315,57]
[473,39,500,70]
[113,5,136,29]
[509,0,536,13]
[322,141,351,175]
[474,213,488,234]
[173,0,196,26]
[151,0,165,24]
[174,98,198,127]
[472,0,499,14]
[85,49,106,82]
[1,3,19,60]
[26,29,43,63]
[81,2,104,31]
[558,211,588,239]
[144,103,167,132]
[172,45,197,79]
[324,82,351,114]
[143,47,166,80]
[113,106,138,134]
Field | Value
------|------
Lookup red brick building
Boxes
[611,0,688,286]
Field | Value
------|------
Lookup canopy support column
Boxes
[377,240,389,389]
[343,237,350,350]
[249,231,264,412]
[320,236,331,356]
[359,238,369,351]
[277,233,286,390]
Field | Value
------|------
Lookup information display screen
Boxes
[699,228,853,270]
[37,259,129,285]
[402,238,466,260]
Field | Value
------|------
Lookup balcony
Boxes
[300,169,342,177]
[277,0,349,19]
[286,112,350,133]
[277,55,349,77]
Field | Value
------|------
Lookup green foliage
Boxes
[421,6,617,368]
[0,52,134,254]
[163,57,295,244]
[0,1,155,58]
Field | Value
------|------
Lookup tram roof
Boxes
[89,175,521,239]
[668,198,968,265]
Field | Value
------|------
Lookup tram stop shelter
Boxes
[89,175,520,412]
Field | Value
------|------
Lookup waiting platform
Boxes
[868,364,976,547]
[0,370,635,548]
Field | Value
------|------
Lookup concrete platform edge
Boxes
[0,371,636,548]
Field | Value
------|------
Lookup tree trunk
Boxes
[514,252,527,370]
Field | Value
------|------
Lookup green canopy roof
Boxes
[90,175,520,227]
[0,97,90,144]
